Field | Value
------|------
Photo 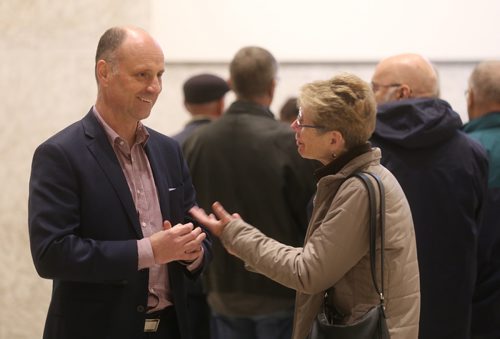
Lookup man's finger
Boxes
[163,220,172,230]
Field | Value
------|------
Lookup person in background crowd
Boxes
[172,73,230,339]
[28,26,211,339]
[463,59,500,339]
[172,73,229,145]
[183,46,316,339]
[190,72,420,339]
[370,53,489,339]
[279,97,299,124]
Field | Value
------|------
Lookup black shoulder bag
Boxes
[309,172,390,339]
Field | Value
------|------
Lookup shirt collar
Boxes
[92,106,149,146]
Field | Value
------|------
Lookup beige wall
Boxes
[0,1,477,338]
[0,1,151,337]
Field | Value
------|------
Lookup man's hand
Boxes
[150,221,206,265]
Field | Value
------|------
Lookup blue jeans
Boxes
[210,309,294,339]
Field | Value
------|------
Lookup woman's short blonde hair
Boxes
[298,73,377,148]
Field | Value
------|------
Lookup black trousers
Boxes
[143,307,180,339]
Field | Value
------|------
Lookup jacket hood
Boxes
[373,98,463,149]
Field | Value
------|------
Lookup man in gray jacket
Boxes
[183,46,316,339]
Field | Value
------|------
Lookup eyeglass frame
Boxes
[292,108,327,130]
[371,82,402,92]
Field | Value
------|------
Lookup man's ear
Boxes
[96,60,110,85]
[466,88,476,120]
[215,97,225,117]
[467,88,474,108]
[399,84,412,99]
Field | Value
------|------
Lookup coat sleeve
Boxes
[219,180,370,294]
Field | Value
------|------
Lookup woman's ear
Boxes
[330,131,337,144]
[331,130,346,149]
[329,130,346,157]
[330,130,343,143]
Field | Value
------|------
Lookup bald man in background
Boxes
[370,53,489,339]
[463,60,500,339]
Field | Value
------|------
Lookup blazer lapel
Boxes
[144,136,171,219]
[81,111,143,238]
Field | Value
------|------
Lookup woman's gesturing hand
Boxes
[189,201,240,237]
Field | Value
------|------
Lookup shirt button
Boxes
[141,222,147,228]
[137,305,145,313]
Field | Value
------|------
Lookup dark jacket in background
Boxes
[183,100,316,317]
[463,112,500,339]
[371,98,489,339]
[172,118,212,146]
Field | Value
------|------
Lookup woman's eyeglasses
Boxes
[292,109,326,130]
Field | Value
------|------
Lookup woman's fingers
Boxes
[212,201,233,222]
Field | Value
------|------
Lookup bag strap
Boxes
[351,172,386,308]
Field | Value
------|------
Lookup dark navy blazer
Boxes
[28,109,211,339]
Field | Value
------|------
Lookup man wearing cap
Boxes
[172,73,230,145]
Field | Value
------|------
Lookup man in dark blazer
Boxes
[28,26,211,339]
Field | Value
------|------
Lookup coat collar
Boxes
[314,143,372,181]
[316,147,382,187]
[225,100,275,119]
[463,111,500,133]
